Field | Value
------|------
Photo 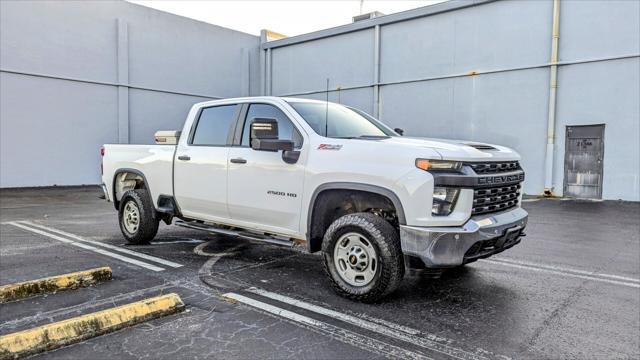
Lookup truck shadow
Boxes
[196,237,520,321]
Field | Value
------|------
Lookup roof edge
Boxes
[261,0,497,49]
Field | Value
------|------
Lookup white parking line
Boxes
[490,257,640,283]
[246,288,498,360]
[8,222,165,272]
[222,292,431,360]
[482,258,640,288]
[19,221,183,268]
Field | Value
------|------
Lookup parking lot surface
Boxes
[1,187,638,359]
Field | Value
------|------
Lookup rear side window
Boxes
[191,104,238,146]
[241,103,303,148]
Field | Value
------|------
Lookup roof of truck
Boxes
[194,96,328,107]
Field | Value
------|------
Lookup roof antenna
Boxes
[325,78,329,137]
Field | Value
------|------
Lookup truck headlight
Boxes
[416,159,462,171]
[432,187,459,216]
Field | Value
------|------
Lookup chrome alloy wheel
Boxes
[333,232,378,286]
[123,200,140,234]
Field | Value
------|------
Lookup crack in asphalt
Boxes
[521,247,630,353]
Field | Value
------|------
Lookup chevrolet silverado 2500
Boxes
[101,97,528,301]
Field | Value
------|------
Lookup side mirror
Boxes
[394,128,404,136]
[250,118,294,152]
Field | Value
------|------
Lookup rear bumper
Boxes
[399,207,528,268]
[100,183,110,202]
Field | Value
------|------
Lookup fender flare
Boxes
[111,168,152,210]
[306,182,407,244]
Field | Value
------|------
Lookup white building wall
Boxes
[0,0,260,187]
[263,0,640,200]
[2,0,638,200]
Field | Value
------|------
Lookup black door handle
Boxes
[178,155,191,161]
[230,158,247,164]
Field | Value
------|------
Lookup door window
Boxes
[191,104,238,146]
[240,104,303,148]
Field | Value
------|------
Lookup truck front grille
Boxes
[468,161,520,174]
[472,184,521,215]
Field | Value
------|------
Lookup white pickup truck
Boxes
[101,96,527,301]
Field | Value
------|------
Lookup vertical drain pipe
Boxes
[544,0,561,196]
[373,25,381,118]
[266,47,272,96]
[259,30,268,96]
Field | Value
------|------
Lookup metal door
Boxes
[564,125,605,199]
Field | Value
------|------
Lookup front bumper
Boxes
[400,207,528,268]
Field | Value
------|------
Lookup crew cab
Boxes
[100,96,528,301]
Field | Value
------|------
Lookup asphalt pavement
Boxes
[0,186,638,359]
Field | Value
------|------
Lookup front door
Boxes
[174,104,240,221]
[564,124,605,199]
[227,103,306,236]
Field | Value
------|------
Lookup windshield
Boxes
[288,101,397,138]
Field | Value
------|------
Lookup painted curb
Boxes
[0,267,112,303]
[0,293,185,359]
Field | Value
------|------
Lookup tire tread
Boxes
[322,212,404,302]
[118,189,159,244]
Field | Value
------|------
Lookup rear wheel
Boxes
[118,189,159,244]
[322,213,404,302]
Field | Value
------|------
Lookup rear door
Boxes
[227,102,306,235]
[174,104,240,221]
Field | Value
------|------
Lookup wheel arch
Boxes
[306,182,406,253]
[112,168,152,210]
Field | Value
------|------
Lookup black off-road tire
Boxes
[322,212,405,302]
[118,189,159,245]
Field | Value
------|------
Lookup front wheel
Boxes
[322,213,405,302]
[118,189,159,244]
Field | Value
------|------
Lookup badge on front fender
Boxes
[317,144,342,150]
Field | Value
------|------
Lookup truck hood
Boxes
[378,136,521,161]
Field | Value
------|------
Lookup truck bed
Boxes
[102,144,175,205]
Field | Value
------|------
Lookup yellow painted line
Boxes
[0,293,185,359]
[0,267,112,304]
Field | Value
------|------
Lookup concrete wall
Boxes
[553,0,640,201]
[2,0,638,200]
[263,0,640,200]
[1,0,260,187]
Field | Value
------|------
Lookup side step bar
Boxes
[174,220,294,247]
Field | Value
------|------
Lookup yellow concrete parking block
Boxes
[0,267,112,303]
[0,293,185,359]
